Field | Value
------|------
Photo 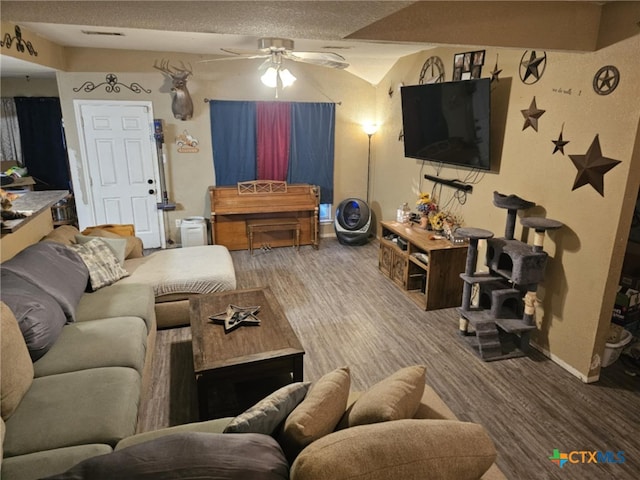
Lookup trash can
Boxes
[602,329,633,367]
[180,216,207,248]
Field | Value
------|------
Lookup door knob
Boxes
[149,189,155,195]
[147,179,154,184]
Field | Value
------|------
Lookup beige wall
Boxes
[54,48,375,242]
[372,35,640,381]
[4,26,640,382]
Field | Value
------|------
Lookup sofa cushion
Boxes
[119,245,237,296]
[224,382,311,435]
[1,444,113,480]
[290,419,497,480]
[75,234,127,266]
[41,225,81,246]
[0,302,34,420]
[0,270,68,361]
[280,367,350,461]
[340,365,426,428]
[3,367,140,457]
[115,418,233,451]
[33,317,147,377]
[69,238,129,291]
[44,432,289,480]
[81,225,144,259]
[1,241,88,322]
[75,283,156,334]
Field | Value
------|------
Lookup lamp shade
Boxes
[279,68,296,87]
[363,124,378,136]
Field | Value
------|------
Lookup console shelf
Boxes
[379,221,468,310]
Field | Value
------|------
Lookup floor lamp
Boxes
[363,124,378,203]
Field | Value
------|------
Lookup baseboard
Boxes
[531,342,600,383]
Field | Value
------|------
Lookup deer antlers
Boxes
[153,59,192,79]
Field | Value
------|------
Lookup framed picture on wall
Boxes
[453,49,486,81]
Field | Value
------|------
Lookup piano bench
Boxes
[246,218,301,255]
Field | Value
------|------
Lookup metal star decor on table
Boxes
[552,124,570,155]
[521,97,545,132]
[568,135,621,197]
[209,304,261,333]
[519,50,547,84]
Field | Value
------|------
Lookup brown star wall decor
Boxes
[568,135,621,196]
[521,97,545,132]
[552,124,569,155]
[519,50,547,84]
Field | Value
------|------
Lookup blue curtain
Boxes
[14,97,69,190]
[210,100,256,185]
[210,100,335,203]
[288,102,335,204]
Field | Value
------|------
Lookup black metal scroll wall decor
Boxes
[0,25,38,57]
[519,50,547,84]
[73,74,152,94]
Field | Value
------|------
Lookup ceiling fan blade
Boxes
[220,48,270,58]
[197,56,265,64]
[291,51,347,62]
[286,53,349,69]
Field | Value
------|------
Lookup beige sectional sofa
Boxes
[42,225,237,328]
[1,262,156,479]
[28,366,505,480]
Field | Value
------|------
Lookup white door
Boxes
[78,102,163,248]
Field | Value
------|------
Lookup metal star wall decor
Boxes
[519,50,547,84]
[568,135,621,196]
[521,97,545,132]
[552,123,570,155]
[209,304,261,333]
[490,54,502,83]
[593,65,620,95]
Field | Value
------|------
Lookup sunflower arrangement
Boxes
[416,192,438,216]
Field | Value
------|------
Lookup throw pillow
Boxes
[0,270,68,361]
[41,225,81,245]
[1,242,88,322]
[339,365,426,428]
[224,382,311,435]
[1,302,34,420]
[75,234,127,266]
[280,366,350,462]
[81,225,144,259]
[42,432,289,480]
[69,238,129,291]
[290,419,497,480]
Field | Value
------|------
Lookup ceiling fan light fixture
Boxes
[279,68,296,87]
[260,66,296,89]
[260,67,278,88]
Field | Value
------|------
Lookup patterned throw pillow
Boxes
[69,238,129,291]
[75,234,127,266]
[224,382,311,435]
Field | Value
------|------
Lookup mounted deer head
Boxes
[154,59,194,121]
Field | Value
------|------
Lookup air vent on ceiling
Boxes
[81,30,125,36]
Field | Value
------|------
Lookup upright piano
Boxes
[208,181,320,251]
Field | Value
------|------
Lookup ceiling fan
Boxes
[216,37,350,71]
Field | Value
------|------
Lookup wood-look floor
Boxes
[138,238,640,480]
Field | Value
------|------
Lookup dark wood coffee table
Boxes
[189,287,305,420]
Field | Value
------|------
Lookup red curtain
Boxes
[256,102,290,181]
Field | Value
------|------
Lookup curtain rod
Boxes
[204,98,341,105]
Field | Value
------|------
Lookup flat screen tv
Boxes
[401,78,491,170]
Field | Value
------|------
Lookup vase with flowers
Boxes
[416,192,438,229]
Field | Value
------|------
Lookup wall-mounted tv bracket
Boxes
[424,174,473,193]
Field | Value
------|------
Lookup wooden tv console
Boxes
[379,221,468,310]
[208,181,319,251]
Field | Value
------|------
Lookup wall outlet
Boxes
[175,219,181,227]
